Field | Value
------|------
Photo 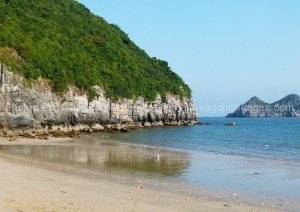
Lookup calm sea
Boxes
[109,117,300,162]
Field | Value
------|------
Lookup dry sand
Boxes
[0,137,280,212]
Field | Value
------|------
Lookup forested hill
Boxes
[0,0,191,101]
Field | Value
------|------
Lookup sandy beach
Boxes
[0,137,281,212]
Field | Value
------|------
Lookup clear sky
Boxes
[78,0,300,117]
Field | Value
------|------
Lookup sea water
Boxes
[108,117,300,162]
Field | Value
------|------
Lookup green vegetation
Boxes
[0,0,191,101]
[0,47,21,71]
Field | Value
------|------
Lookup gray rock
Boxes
[0,66,198,129]
[227,95,300,118]
[7,111,34,128]
[226,122,236,126]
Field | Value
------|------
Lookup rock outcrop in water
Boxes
[0,65,197,132]
[226,95,300,117]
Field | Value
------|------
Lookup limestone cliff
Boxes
[226,95,300,118]
[0,65,197,130]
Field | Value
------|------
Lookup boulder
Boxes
[91,124,104,132]
[226,122,236,126]
[7,112,34,128]
[143,122,151,127]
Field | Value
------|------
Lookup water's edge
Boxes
[0,135,299,211]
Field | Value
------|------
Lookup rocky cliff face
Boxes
[0,65,197,130]
[226,95,300,118]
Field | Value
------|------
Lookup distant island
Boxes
[226,94,300,117]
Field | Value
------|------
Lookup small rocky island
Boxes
[226,94,300,118]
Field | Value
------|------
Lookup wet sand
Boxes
[0,137,280,211]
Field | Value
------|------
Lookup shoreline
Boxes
[0,136,283,211]
[0,119,199,142]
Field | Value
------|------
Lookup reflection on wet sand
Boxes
[105,149,190,176]
[0,136,191,177]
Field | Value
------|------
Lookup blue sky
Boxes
[78,0,300,116]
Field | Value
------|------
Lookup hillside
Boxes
[226,94,300,118]
[0,0,191,101]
